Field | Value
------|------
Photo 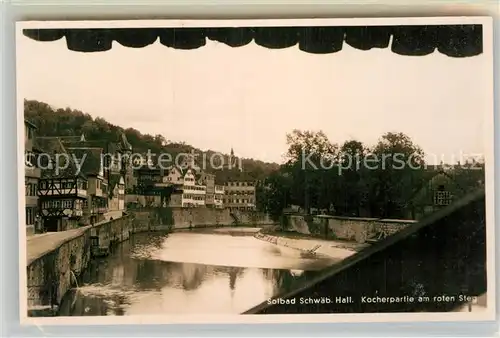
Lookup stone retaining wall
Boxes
[26,215,132,315]
[130,207,276,231]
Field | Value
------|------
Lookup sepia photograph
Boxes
[17,17,494,325]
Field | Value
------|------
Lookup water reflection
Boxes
[58,231,340,316]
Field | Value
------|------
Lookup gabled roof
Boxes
[165,165,184,176]
[410,170,467,206]
[35,137,67,155]
[35,137,86,179]
[58,133,131,155]
[108,173,123,190]
[58,134,86,143]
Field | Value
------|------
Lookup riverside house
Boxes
[407,164,485,220]
[224,179,257,211]
[181,168,207,207]
[67,147,109,224]
[108,173,126,213]
[24,119,41,235]
[214,183,225,209]
[199,172,216,207]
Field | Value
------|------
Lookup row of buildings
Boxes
[131,152,257,210]
[24,120,257,234]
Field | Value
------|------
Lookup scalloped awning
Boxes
[23,25,482,57]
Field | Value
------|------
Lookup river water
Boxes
[58,229,341,316]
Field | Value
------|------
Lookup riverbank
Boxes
[254,231,369,260]
[25,213,275,317]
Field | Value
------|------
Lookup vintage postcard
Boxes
[17,17,494,325]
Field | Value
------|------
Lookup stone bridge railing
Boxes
[26,215,133,315]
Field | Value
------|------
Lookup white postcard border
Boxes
[16,16,495,326]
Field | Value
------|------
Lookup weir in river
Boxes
[56,229,345,316]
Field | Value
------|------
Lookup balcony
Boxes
[76,188,87,198]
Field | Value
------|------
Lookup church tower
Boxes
[227,147,242,172]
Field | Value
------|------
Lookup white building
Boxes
[108,175,125,212]
[182,169,206,207]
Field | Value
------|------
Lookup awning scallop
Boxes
[22,24,483,57]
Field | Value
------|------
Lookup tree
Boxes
[260,170,292,222]
[284,130,338,213]
[337,140,368,216]
[263,130,429,220]
[154,134,168,146]
[368,132,426,218]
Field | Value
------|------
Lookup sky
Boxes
[17,32,489,165]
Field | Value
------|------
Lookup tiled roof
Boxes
[58,135,85,143]
[108,173,123,190]
[165,165,184,176]
[35,137,67,155]
[35,137,85,179]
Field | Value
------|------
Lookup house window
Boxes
[62,200,73,209]
[26,183,35,196]
[434,190,452,206]
[25,207,35,225]
[62,181,73,189]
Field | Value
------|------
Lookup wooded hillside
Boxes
[24,99,280,181]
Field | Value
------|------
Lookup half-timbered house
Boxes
[36,137,88,232]
[24,119,42,235]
